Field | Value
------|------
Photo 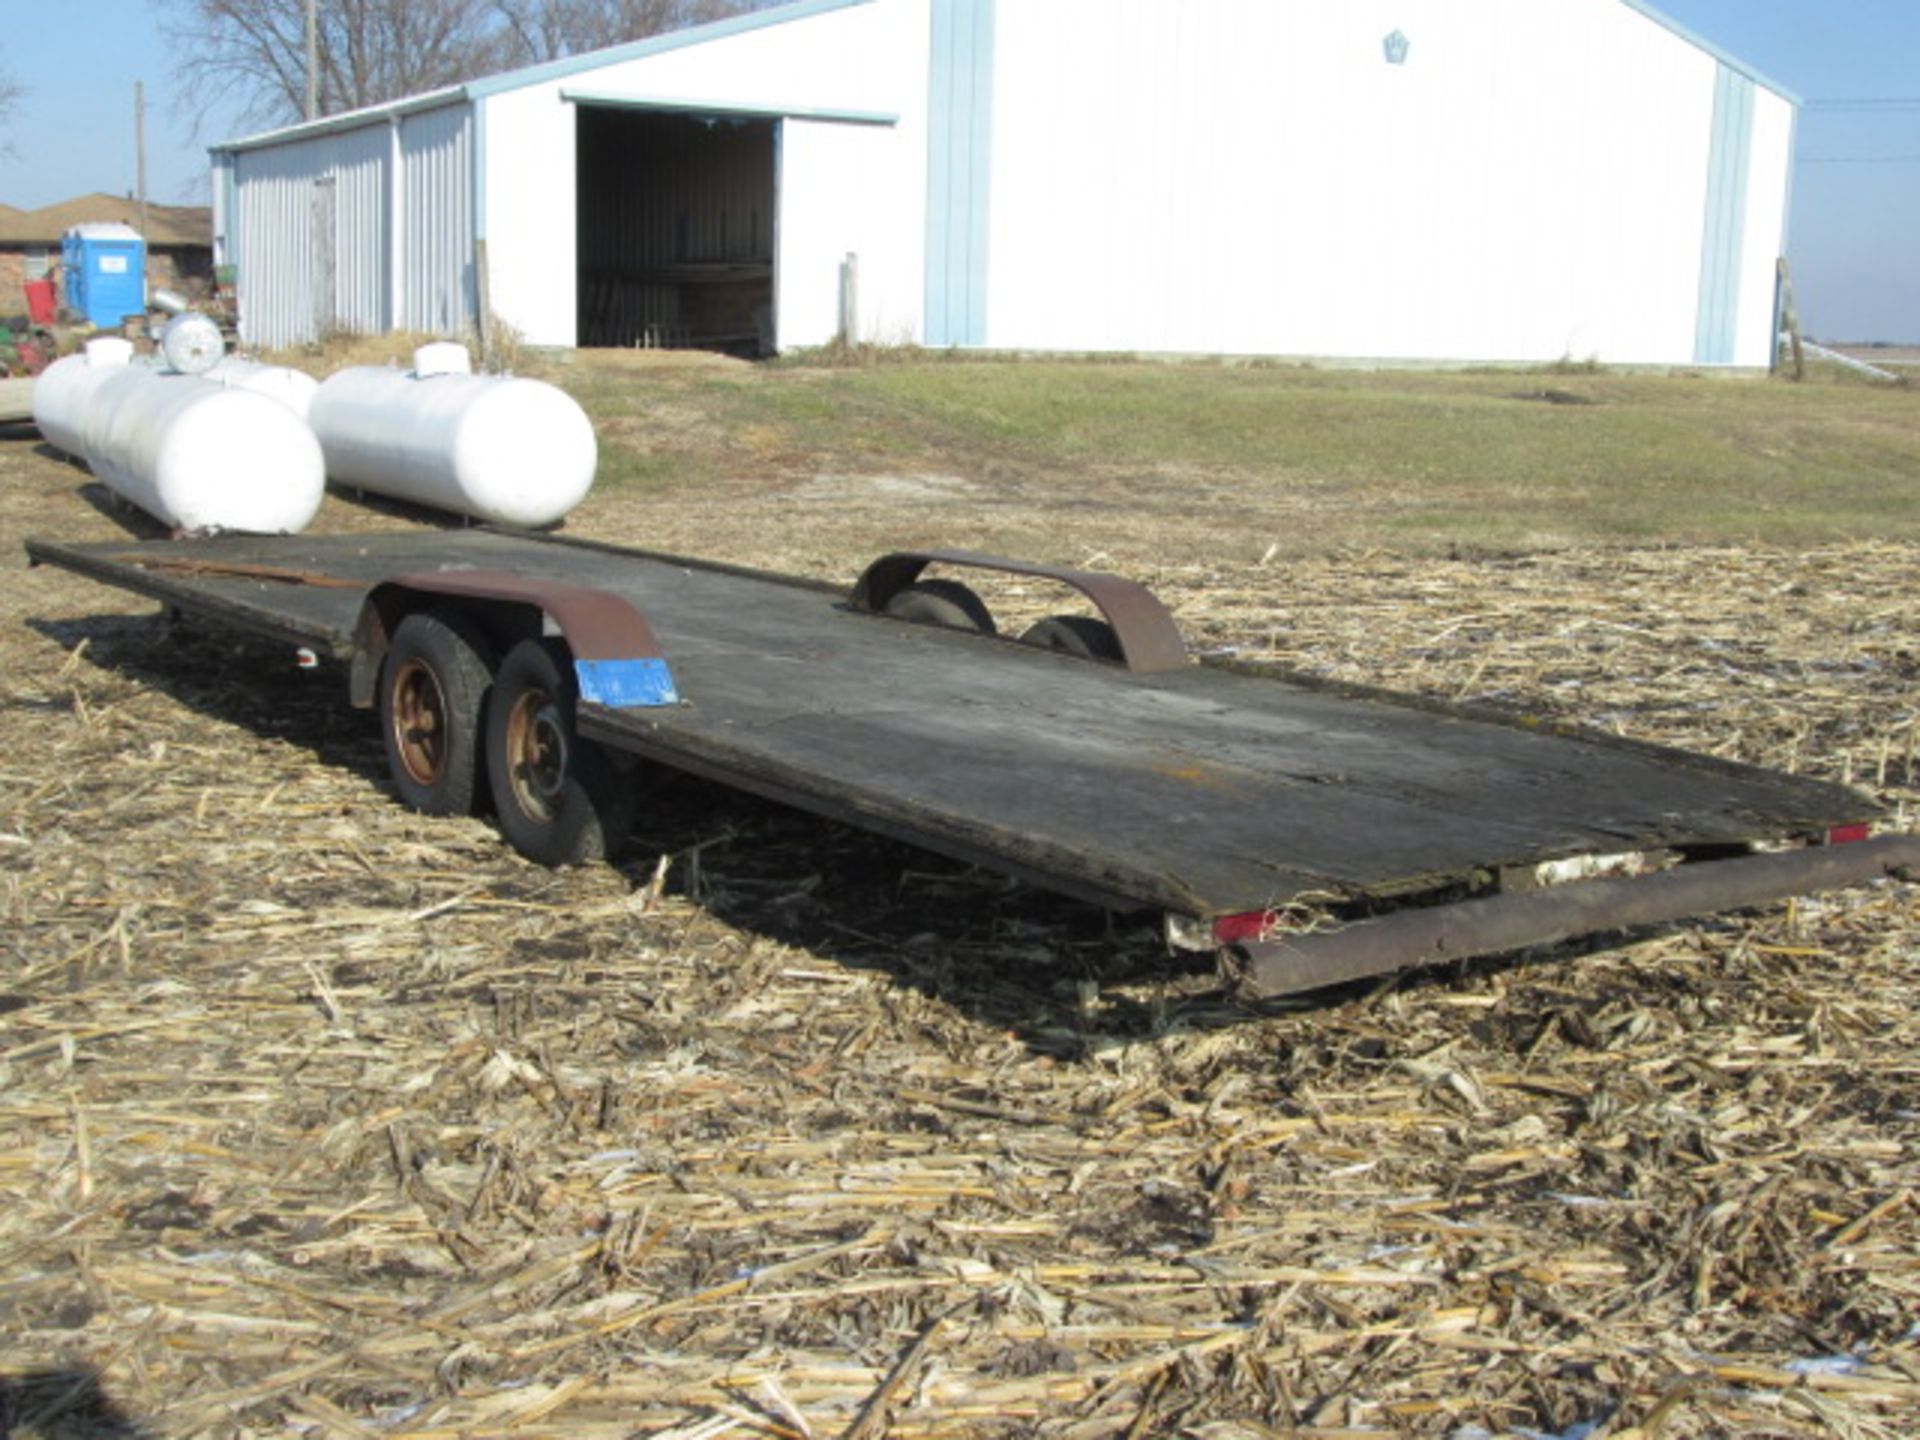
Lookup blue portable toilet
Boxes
[62,223,147,328]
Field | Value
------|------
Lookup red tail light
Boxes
[1828,824,1873,846]
[1212,910,1273,945]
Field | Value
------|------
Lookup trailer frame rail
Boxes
[1232,833,1920,995]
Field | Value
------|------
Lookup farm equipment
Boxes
[26,528,1917,996]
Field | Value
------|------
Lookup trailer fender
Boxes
[350,571,677,711]
[849,549,1189,674]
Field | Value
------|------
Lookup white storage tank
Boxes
[206,356,321,421]
[309,345,597,528]
[32,342,325,534]
[33,338,136,459]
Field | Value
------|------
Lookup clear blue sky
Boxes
[0,2,245,206]
[1656,0,1920,342]
[0,1,1914,342]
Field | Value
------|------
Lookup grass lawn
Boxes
[532,349,1920,562]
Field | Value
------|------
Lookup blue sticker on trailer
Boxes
[575,658,679,708]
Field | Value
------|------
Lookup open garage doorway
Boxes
[576,106,776,354]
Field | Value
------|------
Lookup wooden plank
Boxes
[0,377,36,425]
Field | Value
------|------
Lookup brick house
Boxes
[0,194,213,318]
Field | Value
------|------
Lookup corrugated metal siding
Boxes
[398,106,476,334]
[331,130,389,335]
[232,125,389,347]
[210,153,234,269]
[231,146,315,348]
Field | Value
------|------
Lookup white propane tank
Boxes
[206,356,321,422]
[159,312,227,375]
[309,344,596,528]
[33,339,135,458]
[34,346,324,533]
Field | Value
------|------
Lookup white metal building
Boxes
[211,0,1796,368]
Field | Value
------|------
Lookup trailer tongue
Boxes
[26,528,1909,996]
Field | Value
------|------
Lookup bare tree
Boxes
[160,0,770,133]
[490,0,766,64]
[157,0,503,129]
[0,50,24,134]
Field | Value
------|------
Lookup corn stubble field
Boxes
[2,353,1918,1439]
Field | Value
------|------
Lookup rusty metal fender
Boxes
[848,549,1189,674]
[349,570,676,711]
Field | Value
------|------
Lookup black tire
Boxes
[884,578,997,634]
[1019,614,1124,662]
[379,609,494,816]
[485,638,635,867]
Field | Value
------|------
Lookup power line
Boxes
[1797,154,1920,164]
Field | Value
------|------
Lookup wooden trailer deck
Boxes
[27,529,1878,927]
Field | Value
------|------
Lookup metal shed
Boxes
[210,0,1797,368]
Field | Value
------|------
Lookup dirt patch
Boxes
[572,345,754,372]
[1,424,1917,1438]
[786,472,980,502]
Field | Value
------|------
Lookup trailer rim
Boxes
[378,609,494,817]
[391,657,454,789]
[502,686,572,823]
[486,638,636,867]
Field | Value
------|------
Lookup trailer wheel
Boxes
[380,610,493,816]
[884,579,997,634]
[486,638,634,867]
[1019,614,1123,662]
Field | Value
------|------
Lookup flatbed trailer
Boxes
[26,528,1918,996]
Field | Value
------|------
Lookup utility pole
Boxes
[305,0,319,121]
[134,81,148,238]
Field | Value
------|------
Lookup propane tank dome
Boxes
[413,341,473,378]
[85,336,136,368]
